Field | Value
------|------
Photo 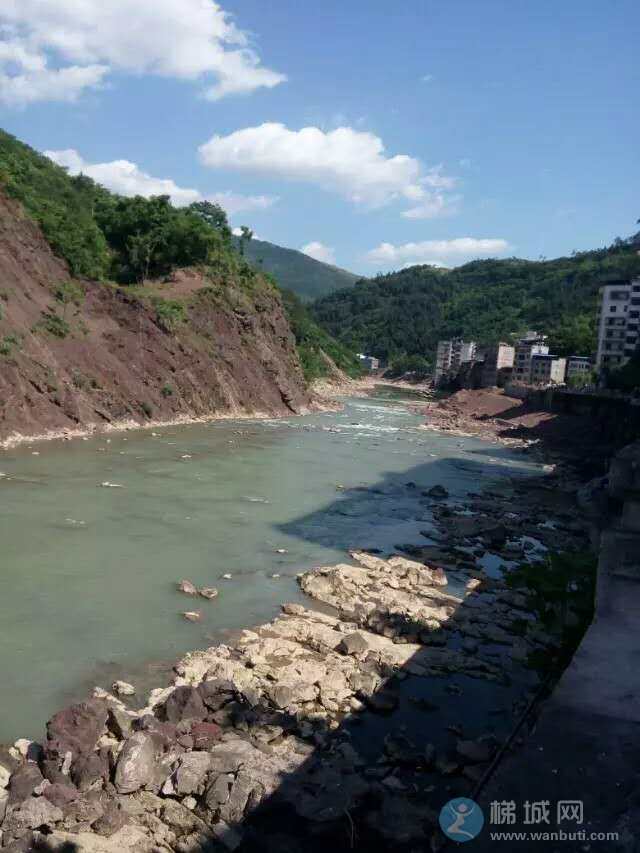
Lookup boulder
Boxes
[46,701,108,762]
[33,825,155,853]
[162,686,206,724]
[190,721,222,750]
[0,762,11,790]
[365,691,398,714]
[106,707,135,741]
[383,733,421,766]
[456,738,494,764]
[268,684,294,710]
[339,632,372,656]
[174,753,212,796]
[114,733,157,794]
[43,783,80,809]
[91,802,128,837]
[210,819,243,852]
[218,772,262,824]
[71,750,110,792]
[111,681,135,697]
[0,788,8,824]
[160,798,206,834]
[197,679,236,711]
[182,611,201,622]
[8,763,44,805]
[205,774,231,808]
[426,485,448,500]
[199,587,219,600]
[6,796,63,830]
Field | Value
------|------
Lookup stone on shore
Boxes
[112,680,135,697]
[114,733,157,794]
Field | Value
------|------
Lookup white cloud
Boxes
[367,238,511,268]
[45,149,277,214]
[301,241,336,265]
[199,122,459,216]
[421,74,435,83]
[0,1,285,106]
[403,171,461,219]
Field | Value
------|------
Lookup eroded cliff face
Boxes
[0,193,310,444]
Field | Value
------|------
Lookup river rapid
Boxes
[0,389,543,742]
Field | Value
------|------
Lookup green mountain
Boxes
[235,236,361,302]
[311,243,640,363]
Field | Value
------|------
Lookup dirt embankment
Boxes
[423,388,601,460]
[0,193,311,447]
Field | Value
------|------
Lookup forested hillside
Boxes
[235,236,360,302]
[0,129,355,386]
[312,242,640,362]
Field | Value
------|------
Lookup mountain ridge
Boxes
[236,236,361,302]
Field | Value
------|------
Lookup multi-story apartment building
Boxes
[596,279,640,371]
[565,356,592,382]
[513,331,549,383]
[434,338,477,385]
[481,342,515,387]
[529,354,567,386]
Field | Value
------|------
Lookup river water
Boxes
[0,390,543,742]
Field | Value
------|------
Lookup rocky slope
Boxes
[0,193,310,446]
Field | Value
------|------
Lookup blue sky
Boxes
[1,0,638,275]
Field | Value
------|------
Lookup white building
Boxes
[596,280,640,371]
[481,342,515,387]
[434,338,477,384]
[513,331,549,383]
[529,354,567,386]
[358,354,379,371]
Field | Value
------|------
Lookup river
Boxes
[0,389,543,743]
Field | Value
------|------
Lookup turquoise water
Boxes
[0,394,541,742]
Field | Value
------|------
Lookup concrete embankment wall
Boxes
[474,441,640,849]
[528,388,640,448]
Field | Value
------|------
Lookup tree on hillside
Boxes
[95,195,221,282]
[238,226,253,257]
[188,201,232,242]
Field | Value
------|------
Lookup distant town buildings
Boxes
[596,279,640,371]
[513,331,549,383]
[434,328,593,390]
[430,278,640,391]
[434,338,477,384]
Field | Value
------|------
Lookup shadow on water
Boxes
[21,454,542,853]
[278,455,536,553]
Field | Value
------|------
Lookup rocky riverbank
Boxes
[0,462,592,853]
